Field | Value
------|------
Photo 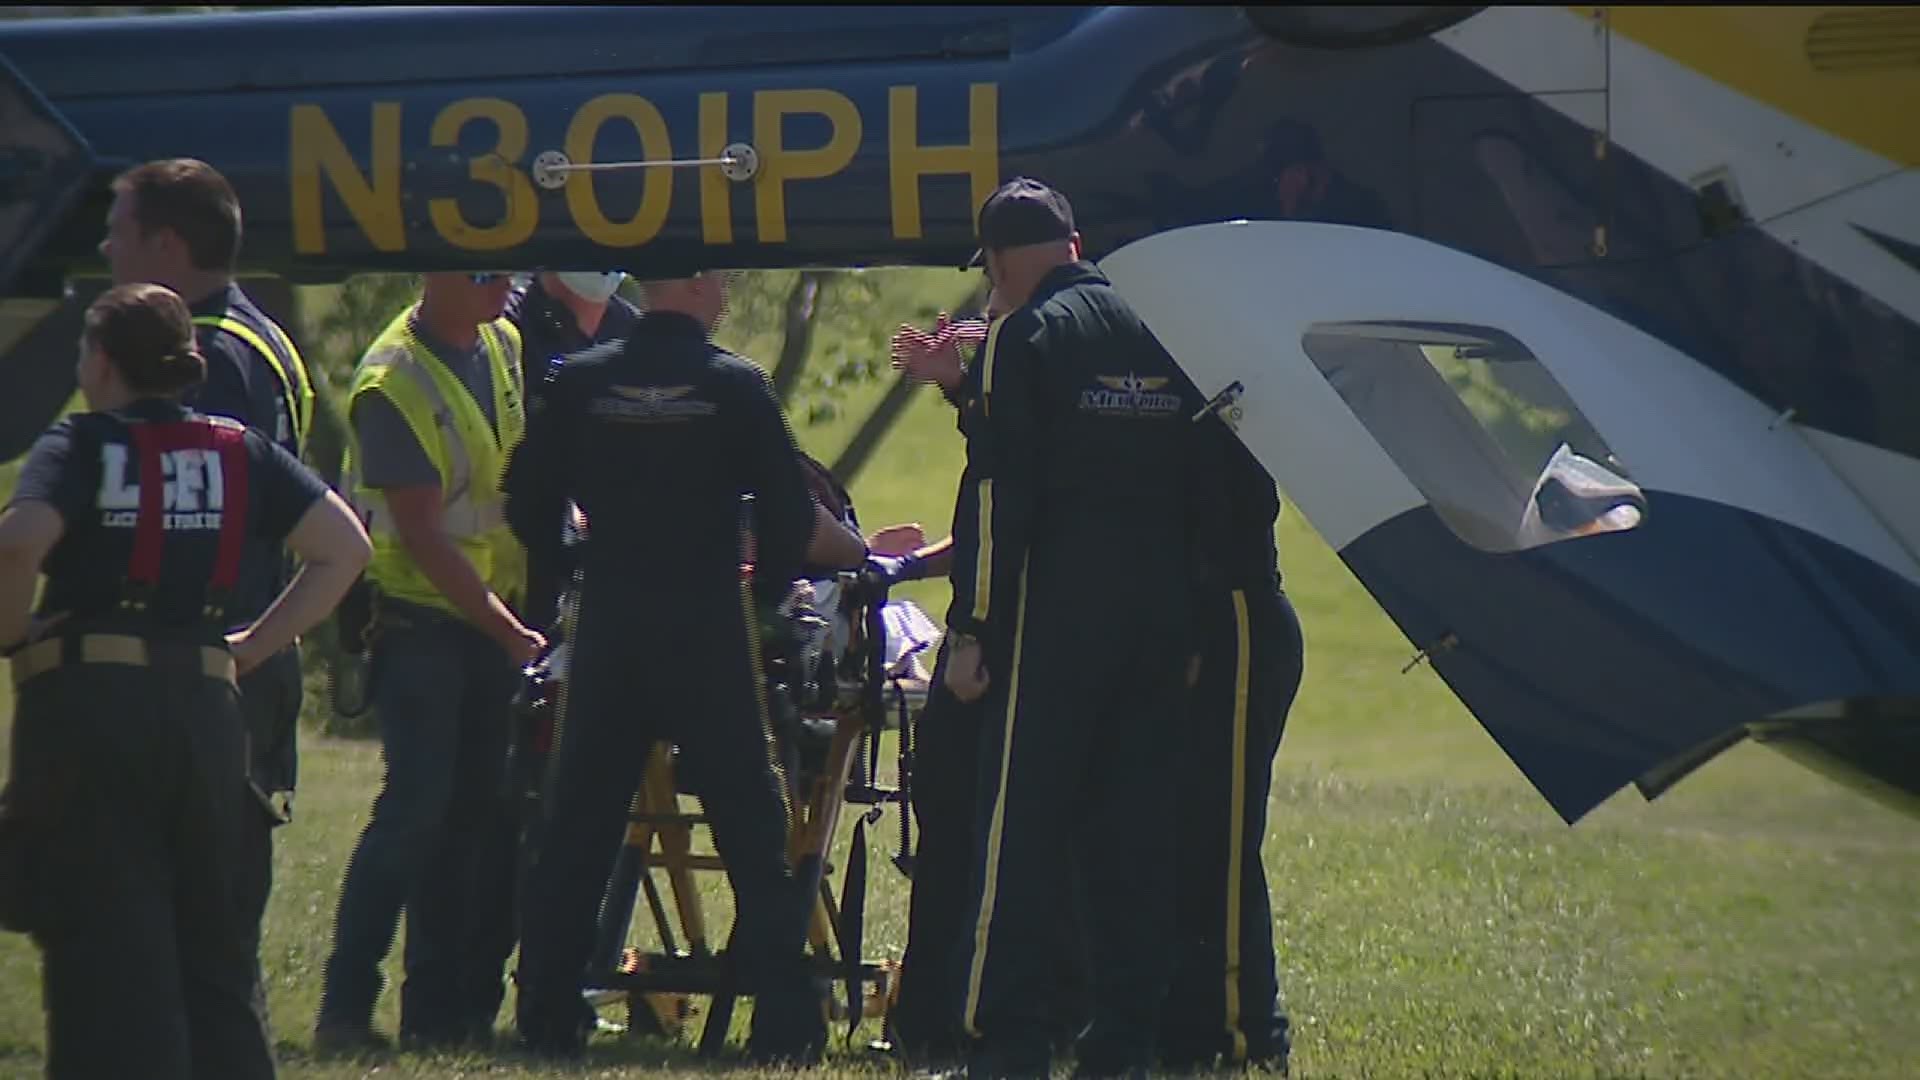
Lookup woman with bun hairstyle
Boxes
[0,282,370,1080]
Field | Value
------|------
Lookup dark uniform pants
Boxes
[7,655,276,1080]
[317,599,521,1042]
[234,644,303,1043]
[956,574,1189,1079]
[1159,583,1303,1069]
[515,585,824,1060]
[891,639,1091,1065]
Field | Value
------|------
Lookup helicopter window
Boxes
[1301,320,1647,554]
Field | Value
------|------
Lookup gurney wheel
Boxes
[614,946,693,1039]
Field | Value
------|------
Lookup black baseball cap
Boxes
[965,177,1076,269]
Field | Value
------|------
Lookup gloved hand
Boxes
[865,552,926,586]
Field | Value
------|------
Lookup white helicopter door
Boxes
[1100,220,1920,822]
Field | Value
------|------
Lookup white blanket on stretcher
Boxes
[809,580,942,688]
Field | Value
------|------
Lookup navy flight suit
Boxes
[890,331,1090,1067]
[505,311,826,1063]
[1158,421,1304,1072]
[500,276,640,633]
[946,261,1223,1078]
[2,398,329,1080]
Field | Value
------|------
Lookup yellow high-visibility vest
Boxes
[191,313,316,456]
[340,305,527,615]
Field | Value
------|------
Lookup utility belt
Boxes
[9,632,236,692]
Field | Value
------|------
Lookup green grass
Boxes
[2,271,1918,1077]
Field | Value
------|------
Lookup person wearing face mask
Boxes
[0,283,369,1080]
[501,271,642,633]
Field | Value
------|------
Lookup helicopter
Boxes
[0,4,1914,826]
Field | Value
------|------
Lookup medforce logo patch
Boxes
[1078,372,1183,417]
[589,383,719,422]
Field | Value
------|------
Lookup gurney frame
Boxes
[520,572,922,1055]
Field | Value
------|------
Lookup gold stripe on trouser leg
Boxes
[972,478,995,623]
[962,560,1029,1039]
[738,576,797,830]
[969,314,1006,622]
[1224,589,1251,1061]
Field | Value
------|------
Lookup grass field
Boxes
[1,271,1917,1078]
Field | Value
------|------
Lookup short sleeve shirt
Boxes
[8,398,331,630]
[351,315,498,490]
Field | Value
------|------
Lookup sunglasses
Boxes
[467,271,513,285]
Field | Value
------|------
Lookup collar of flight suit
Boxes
[1025,260,1108,308]
[631,310,709,341]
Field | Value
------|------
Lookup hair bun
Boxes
[83,283,210,397]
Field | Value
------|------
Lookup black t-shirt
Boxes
[184,283,301,460]
[182,283,310,627]
[8,398,330,632]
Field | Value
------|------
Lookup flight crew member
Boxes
[505,271,826,1064]
[99,157,319,1036]
[876,293,1096,1067]
[501,270,641,632]
[0,283,369,1080]
[1156,429,1304,1074]
[314,272,544,1052]
[945,178,1221,1079]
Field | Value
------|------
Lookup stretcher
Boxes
[509,567,937,1053]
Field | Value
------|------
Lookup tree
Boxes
[829,277,990,485]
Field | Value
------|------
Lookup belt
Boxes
[8,633,236,690]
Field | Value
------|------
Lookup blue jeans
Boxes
[316,599,521,1041]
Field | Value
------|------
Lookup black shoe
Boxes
[744,1039,826,1068]
[398,1023,495,1054]
[311,1021,391,1059]
[1157,1043,1218,1072]
[515,1006,589,1061]
[517,1025,587,1061]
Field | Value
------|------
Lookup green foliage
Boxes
[718,271,885,412]
[301,275,421,389]
[289,274,418,736]
[1421,345,1582,476]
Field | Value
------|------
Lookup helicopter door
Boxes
[1099,220,1920,823]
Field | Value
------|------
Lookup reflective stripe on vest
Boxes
[345,320,517,540]
[192,314,316,456]
[340,308,526,612]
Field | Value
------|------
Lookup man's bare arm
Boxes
[383,484,544,661]
[807,501,868,571]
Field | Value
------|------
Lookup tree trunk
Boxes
[828,373,919,488]
[771,271,826,407]
[829,279,990,487]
